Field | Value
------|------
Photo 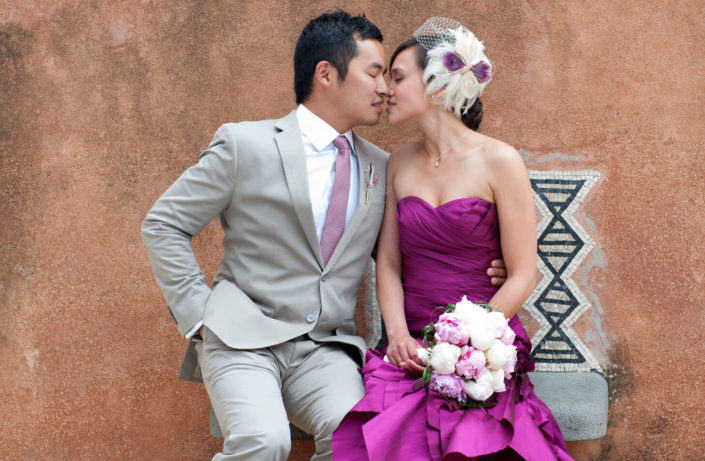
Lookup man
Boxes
[143,11,388,460]
[143,10,506,461]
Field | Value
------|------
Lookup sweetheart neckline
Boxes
[397,195,495,209]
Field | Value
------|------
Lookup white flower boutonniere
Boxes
[365,163,379,204]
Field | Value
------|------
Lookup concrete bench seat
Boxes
[209,370,608,441]
[526,371,608,441]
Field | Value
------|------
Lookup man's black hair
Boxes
[294,10,383,104]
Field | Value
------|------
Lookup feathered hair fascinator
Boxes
[413,17,493,117]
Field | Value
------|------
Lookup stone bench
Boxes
[208,260,608,442]
[529,371,608,441]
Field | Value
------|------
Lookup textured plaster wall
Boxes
[1,1,703,460]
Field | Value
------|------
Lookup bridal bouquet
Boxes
[417,296,517,407]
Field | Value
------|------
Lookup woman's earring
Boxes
[431,94,436,99]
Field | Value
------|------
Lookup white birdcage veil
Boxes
[413,17,464,49]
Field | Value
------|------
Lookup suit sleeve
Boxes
[141,123,238,337]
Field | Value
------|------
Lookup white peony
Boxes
[485,311,508,338]
[417,347,430,366]
[430,343,461,374]
[464,370,494,401]
[454,295,475,310]
[453,296,488,327]
[485,339,509,370]
[467,323,495,351]
[489,368,506,393]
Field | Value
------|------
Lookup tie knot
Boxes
[332,135,350,154]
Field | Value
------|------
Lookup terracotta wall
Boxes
[1,1,703,459]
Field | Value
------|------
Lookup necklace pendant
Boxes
[434,160,439,167]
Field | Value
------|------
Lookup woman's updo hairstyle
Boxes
[392,17,493,130]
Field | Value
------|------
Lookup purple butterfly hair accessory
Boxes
[470,61,492,83]
[442,52,466,72]
[442,52,492,84]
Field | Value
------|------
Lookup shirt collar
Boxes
[296,104,356,154]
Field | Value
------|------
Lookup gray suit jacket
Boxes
[142,110,388,381]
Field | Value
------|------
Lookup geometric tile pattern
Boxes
[525,170,602,372]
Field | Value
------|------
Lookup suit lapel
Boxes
[274,111,324,267]
[325,132,373,268]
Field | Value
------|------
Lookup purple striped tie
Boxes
[320,135,351,265]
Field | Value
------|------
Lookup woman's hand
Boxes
[386,334,426,375]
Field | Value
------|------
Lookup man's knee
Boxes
[314,392,361,440]
[222,420,291,460]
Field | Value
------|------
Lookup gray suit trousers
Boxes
[196,328,365,461]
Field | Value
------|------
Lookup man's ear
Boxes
[314,61,336,89]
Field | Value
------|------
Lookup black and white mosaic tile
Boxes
[525,170,602,372]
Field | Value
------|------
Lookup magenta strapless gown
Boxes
[332,196,573,461]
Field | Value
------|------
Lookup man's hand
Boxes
[487,259,507,286]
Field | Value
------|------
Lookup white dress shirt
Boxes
[296,104,359,241]
[185,107,360,339]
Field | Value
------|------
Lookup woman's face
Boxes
[386,47,430,125]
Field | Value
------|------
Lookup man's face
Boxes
[330,39,388,131]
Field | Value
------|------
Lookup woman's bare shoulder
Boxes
[478,136,523,167]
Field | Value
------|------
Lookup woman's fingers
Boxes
[389,336,419,367]
[406,340,419,362]
[400,360,426,375]
[388,343,408,367]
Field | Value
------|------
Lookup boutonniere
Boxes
[365,162,379,204]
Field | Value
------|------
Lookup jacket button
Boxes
[306,314,316,323]
[321,273,329,282]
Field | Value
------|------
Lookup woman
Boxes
[332,18,572,460]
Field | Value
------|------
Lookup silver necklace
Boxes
[423,130,472,167]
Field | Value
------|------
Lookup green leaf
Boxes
[421,365,431,383]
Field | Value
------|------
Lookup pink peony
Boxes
[500,326,516,346]
[429,372,465,401]
[455,346,487,380]
[434,313,469,346]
